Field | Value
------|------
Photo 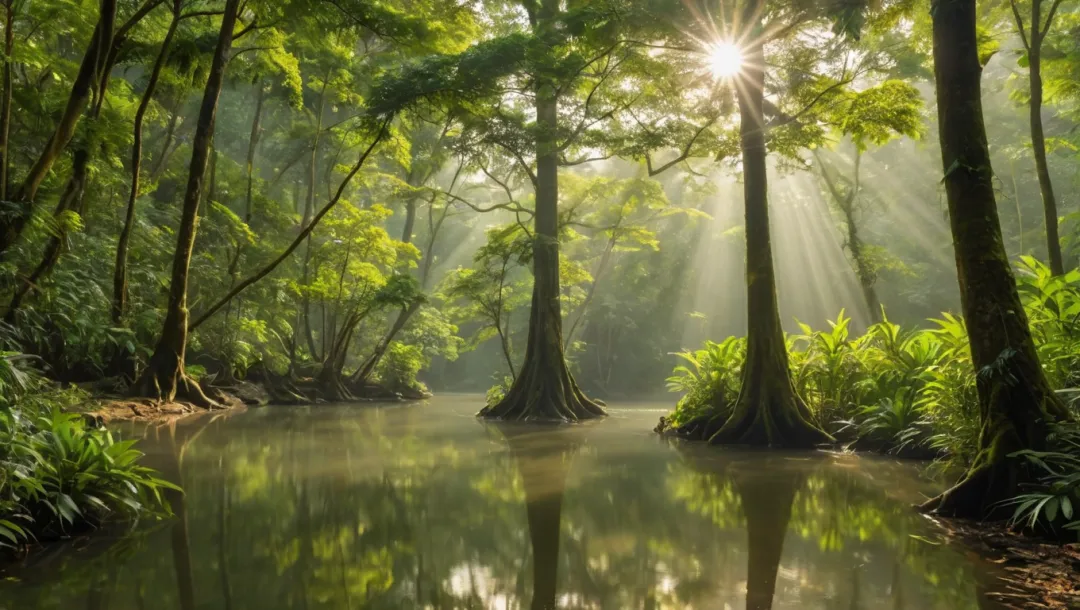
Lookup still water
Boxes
[1,395,1004,609]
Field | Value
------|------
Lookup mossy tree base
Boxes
[478,351,606,422]
[920,390,1068,520]
[709,380,833,449]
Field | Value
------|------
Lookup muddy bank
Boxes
[929,518,1080,609]
[79,377,432,424]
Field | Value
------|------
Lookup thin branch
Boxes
[1011,0,1032,51]
[645,116,718,176]
[190,121,390,330]
[1041,0,1066,38]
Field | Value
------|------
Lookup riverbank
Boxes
[931,518,1080,609]
[78,377,433,424]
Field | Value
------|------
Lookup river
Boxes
[0,395,1003,609]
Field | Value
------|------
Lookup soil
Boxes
[81,394,242,424]
[928,517,1080,609]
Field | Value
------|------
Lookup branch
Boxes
[190,121,390,330]
[116,0,166,42]
[1011,0,1031,51]
[1041,0,1066,38]
[559,154,612,167]
[441,189,533,216]
[765,76,854,130]
[645,116,718,176]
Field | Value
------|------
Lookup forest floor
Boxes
[935,518,1080,609]
[83,397,240,423]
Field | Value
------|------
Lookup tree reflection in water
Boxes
[0,399,1009,610]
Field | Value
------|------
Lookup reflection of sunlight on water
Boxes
[447,563,511,609]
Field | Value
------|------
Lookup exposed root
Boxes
[479,357,605,422]
[710,381,833,448]
[131,357,223,411]
[920,458,1027,521]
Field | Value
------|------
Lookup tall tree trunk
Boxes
[0,0,14,201]
[113,6,179,322]
[222,85,266,324]
[1019,0,1065,275]
[132,0,240,406]
[0,0,117,256]
[479,0,604,422]
[814,149,881,323]
[921,0,1071,520]
[710,9,831,447]
[303,71,330,228]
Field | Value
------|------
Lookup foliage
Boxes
[374,342,428,395]
[667,258,1080,465]
[665,337,744,428]
[0,357,177,549]
[1004,424,1080,536]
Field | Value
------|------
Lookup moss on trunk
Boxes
[921,0,1071,520]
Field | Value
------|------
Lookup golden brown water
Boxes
[0,396,1004,609]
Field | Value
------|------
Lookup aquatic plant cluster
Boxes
[665,257,1080,533]
[0,354,176,551]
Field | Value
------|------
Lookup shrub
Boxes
[664,258,1080,467]
[665,337,745,428]
[1003,425,1080,537]
[375,342,429,394]
[0,354,177,550]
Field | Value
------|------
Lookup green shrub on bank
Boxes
[665,257,1080,466]
[375,342,429,395]
[0,353,177,550]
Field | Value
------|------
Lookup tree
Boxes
[705,0,833,448]
[0,0,122,256]
[444,224,533,379]
[132,0,241,405]
[920,0,1072,519]
[813,79,924,324]
[1008,0,1071,275]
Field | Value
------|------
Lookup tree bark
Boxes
[132,0,241,406]
[478,0,603,422]
[0,0,117,256]
[920,0,1071,520]
[113,3,180,322]
[710,7,831,447]
[0,0,14,201]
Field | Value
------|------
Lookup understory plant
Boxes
[665,258,1080,467]
[0,353,177,550]
[1003,424,1080,537]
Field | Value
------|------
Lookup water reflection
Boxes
[0,397,1002,609]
